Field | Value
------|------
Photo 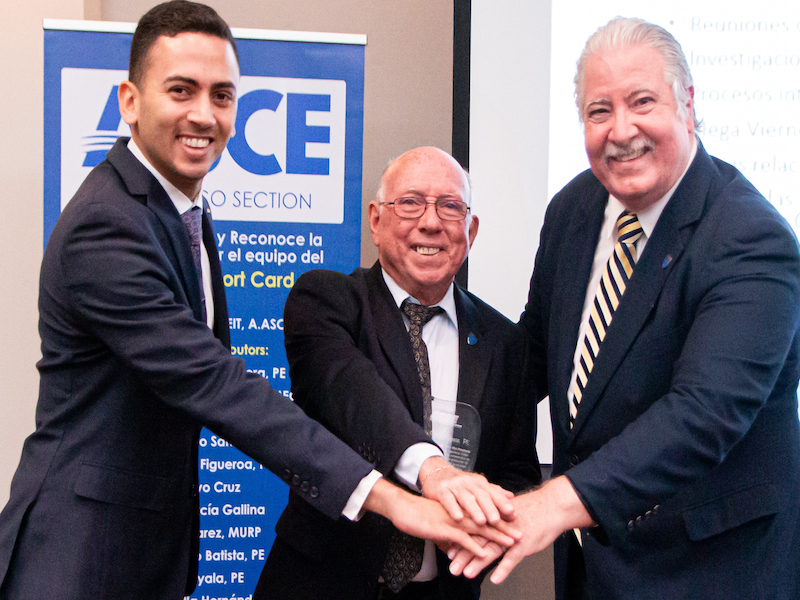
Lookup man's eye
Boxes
[397,197,422,207]
[440,199,461,211]
[214,92,234,104]
[587,109,610,122]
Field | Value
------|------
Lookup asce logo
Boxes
[83,84,336,177]
[61,69,347,223]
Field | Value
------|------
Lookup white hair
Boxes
[574,17,701,129]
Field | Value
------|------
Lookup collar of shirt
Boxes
[127,138,202,215]
[603,136,698,244]
[381,269,458,330]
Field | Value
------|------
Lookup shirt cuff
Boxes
[394,442,444,492]
[341,469,383,522]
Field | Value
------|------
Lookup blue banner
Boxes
[44,22,364,598]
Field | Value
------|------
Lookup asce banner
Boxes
[44,20,365,599]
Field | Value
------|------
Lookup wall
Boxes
[0,0,88,510]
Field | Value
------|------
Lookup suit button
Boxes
[569,454,579,467]
[282,469,291,482]
[627,520,634,531]
[300,481,310,493]
[292,474,301,486]
[310,486,319,499]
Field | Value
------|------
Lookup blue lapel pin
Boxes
[662,254,673,269]
[467,333,477,346]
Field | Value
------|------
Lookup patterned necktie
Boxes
[380,300,443,592]
[401,300,444,436]
[180,206,206,321]
[568,211,643,429]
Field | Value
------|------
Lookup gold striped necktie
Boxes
[568,211,643,429]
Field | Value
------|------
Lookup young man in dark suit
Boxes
[452,17,800,600]
[0,4,515,598]
[256,147,541,600]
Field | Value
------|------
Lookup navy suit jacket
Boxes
[521,141,800,600]
[0,138,373,599]
[257,264,540,600]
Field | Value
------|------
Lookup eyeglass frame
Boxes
[379,195,471,221]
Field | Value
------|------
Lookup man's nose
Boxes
[417,201,444,230]
[608,109,637,143]
[188,96,216,127]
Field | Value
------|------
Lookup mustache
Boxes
[604,138,655,161]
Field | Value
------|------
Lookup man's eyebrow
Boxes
[211,81,236,92]
[584,98,611,110]
[162,76,236,91]
[164,75,198,86]
[626,87,657,100]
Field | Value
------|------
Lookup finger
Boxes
[441,526,488,558]
[461,541,505,579]
[437,490,465,522]
[469,486,503,525]
[448,545,479,576]
[453,488,490,525]
[474,517,522,542]
[468,522,518,548]
[489,545,526,584]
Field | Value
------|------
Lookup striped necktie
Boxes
[568,211,643,429]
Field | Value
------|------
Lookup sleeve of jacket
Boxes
[58,197,373,520]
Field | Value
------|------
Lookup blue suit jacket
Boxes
[521,142,800,600]
[0,138,372,599]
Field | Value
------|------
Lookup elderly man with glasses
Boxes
[254,146,541,600]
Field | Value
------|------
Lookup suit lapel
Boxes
[549,185,607,435]
[202,203,230,347]
[570,144,711,438]
[106,138,207,325]
[455,287,493,414]
[365,264,427,426]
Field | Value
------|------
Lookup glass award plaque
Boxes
[431,399,481,472]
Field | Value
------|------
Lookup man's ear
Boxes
[118,80,140,128]
[467,215,479,249]
[367,201,382,247]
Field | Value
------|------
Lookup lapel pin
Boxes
[662,254,673,269]
[467,333,477,346]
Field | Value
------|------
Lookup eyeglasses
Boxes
[380,196,470,221]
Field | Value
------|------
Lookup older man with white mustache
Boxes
[451,16,800,600]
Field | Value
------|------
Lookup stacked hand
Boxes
[365,461,593,582]
[447,476,594,584]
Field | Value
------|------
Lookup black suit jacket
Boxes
[257,263,540,600]
[0,138,373,599]
[521,142,800,600]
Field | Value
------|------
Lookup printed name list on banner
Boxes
[44,22,365,599]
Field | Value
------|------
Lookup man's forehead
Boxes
[387,151,467,191]
[144,33,238,76]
